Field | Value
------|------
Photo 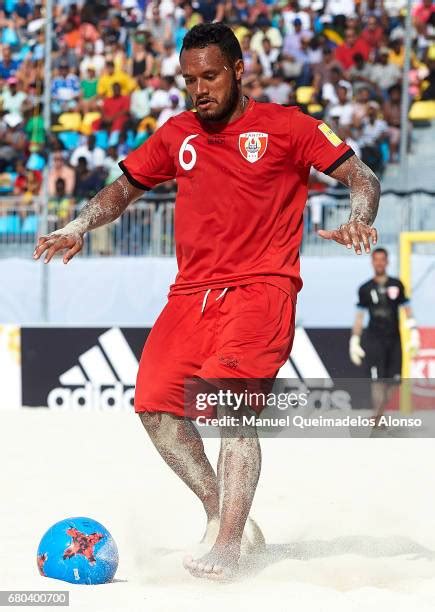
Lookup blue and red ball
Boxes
[37,517,118,584]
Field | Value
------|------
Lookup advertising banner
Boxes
[20,327,435,412]
[21,327,149,410]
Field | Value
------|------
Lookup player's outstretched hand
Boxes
[33,230,84,264]
[317,222,377,254]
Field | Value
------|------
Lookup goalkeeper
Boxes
[349,248,420,421]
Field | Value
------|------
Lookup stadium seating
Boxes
[0,215,21,235]
[21,215,39,235]
[409,101,435,121]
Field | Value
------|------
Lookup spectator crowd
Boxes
[0,0,434,238]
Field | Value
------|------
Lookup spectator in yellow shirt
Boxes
[97,60,136,98]
[388,38,418,69]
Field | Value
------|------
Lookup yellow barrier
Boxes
[399,232,435,412]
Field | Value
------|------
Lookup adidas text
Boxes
[47,382,135,411]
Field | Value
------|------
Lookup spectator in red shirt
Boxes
[14,167,42,204]
[13,159,28,194]
[361,15,385,50]
[413,0,435,29]
[102,82,131,133]
[335,28,370,70]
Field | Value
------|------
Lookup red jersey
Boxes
[413,2,435,24]
[119,99,353,295]
[334,39,370,70]
[360,26,384,50]
[103,95,130,132]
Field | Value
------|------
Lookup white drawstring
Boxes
[215,288,228,301]
[201,287,228,315]
[201,289,211,314]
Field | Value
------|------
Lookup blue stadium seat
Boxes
[58,131,80,151]
[21,215,39,235]
[95,130,109,150]
[108,130,121,147]
[0,215,21,234]
[380,141,390,164]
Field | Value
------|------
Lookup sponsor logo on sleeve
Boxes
[318,123,342,147]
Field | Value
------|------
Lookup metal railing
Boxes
[0,194,176,258]
[0,190,434,258]
[303,189,435,255]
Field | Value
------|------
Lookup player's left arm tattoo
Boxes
[318,156,380,254]
[330,155,380,226]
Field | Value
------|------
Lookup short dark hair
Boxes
[372,247,388,257]
[180,23,242,64]
[388,84,401,96]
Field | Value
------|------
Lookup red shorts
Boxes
[134,282,297,418]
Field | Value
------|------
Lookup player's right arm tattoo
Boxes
[329,155,380,226]
[58,175,145,237]
[33,174,147,263]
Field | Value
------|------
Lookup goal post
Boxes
[399,231,435,380]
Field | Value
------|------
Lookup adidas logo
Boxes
[277,328,351,410]
[47,328,138,411]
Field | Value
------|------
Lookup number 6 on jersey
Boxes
[179,134,199,171]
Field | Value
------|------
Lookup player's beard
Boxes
[195,76,240,122]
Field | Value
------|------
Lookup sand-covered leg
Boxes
[139,412,220,522]
[184,406,261,580]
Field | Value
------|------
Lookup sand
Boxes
[2,408,435,612]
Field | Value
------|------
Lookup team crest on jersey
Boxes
[239,132,268,163]
[387,286,400,300]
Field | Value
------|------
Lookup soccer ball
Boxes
[37,517,118,584]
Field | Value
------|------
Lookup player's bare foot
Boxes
[183,544,240,581]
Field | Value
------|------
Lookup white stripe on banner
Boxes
[276,359,298,378]
[78,346,117,385]
[98,328,139,386]
[291,327,332,386]
[59,365,87,386]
